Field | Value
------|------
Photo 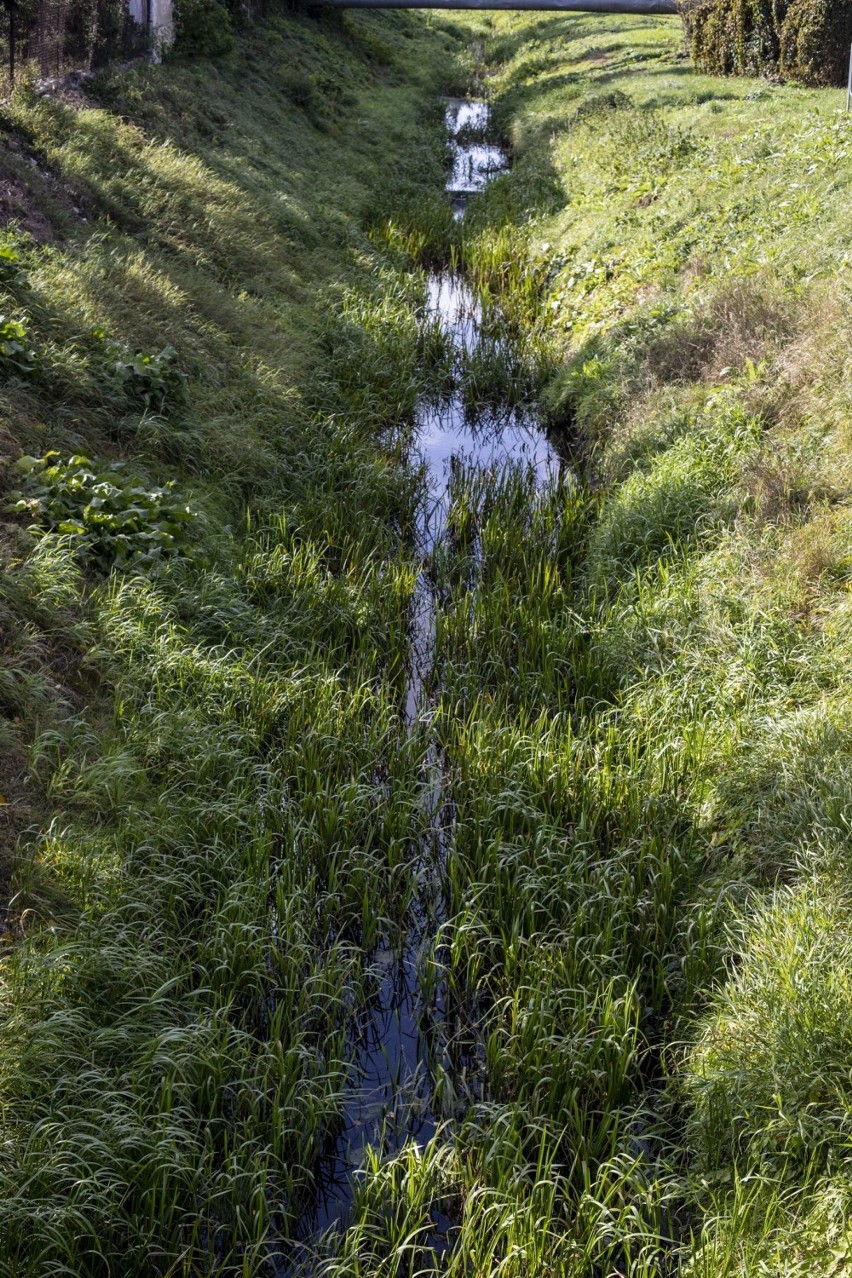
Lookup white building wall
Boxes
[127,0,174,57]
[150,0,175,54]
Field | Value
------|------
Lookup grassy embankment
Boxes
[4,3,852,1274]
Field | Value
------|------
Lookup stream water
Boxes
[286,99,556,1271]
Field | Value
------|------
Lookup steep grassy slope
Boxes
[0,6,463,881]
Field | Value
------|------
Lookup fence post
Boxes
[847,39,852,112]
[8,0,15,85]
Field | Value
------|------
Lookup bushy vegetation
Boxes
[7,452,196,569]
[683,0,852,85]
[173,0,235,58]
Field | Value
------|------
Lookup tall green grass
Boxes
[4,2,852,1273]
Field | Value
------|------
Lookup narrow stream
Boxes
[287,98,556,1270]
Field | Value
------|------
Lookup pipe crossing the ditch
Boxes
[309,0,678,11]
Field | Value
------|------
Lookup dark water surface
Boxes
[444,98,507,211]
[283,97,556,1273]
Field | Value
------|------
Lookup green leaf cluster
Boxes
[0,245,30,295]
[93,331,187,412]
[0,315,36,380]
[7,452,196,571]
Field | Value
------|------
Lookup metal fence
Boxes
[0,0,147,91]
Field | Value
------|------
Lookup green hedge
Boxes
[781,0,852,83]
[683,0,852,85]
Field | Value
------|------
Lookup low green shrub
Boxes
[7,452,196,571]
[683,0,852,85]
[0,316,36,380]
[94,331,187,412]
[280,69,319,114]
[172,0,234,58]
[0,245,30,295]
[570,88,633,122]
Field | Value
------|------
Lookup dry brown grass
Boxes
[775,293,852,452]
[741,448,820,525]
[646,276,793,385]
[786,508,852,588]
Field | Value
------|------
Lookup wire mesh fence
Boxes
[0,0,148,93]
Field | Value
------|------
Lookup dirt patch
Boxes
[0,107,95,243]
[646,277,792,385]
[0,171,59,242]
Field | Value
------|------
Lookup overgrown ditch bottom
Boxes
[283,97,560,1272]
